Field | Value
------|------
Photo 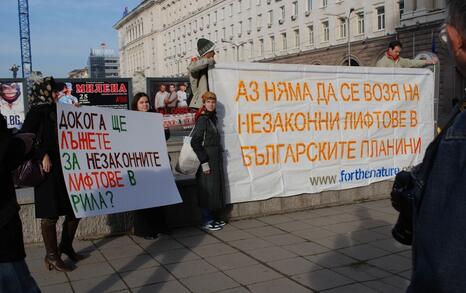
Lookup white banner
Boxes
[210,63,435,203]
[57,104,182,218]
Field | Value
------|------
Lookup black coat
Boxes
[21,104,73,218]
[0,118,26,262]
[191,113,225,211]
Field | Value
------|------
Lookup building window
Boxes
[399,0,405,16]
[268,10,273,26]
[271,35,275,53]
[238,0,242,13]
[282,32,287,50]
[239,21,243,36]
[280,6,285,23]
[230,3,234,16]
[230,24,234,38]
[357,12,364,35]
[292,2,298,19]
[249,41,254,57]
[257,0,261,6]
[338,17,347,39]
[376,6,385,30]
[259,38,264,56]
[222,27,226,39]
[248,17,252,33]
[257,13,262,28]
[294,29,300,48]
[214,11,218,23]
[321,20,329,42]
[206,14,210,26]
[247,0,251,9]
[307,0,312,11]
[321,0,328,8]
[308,24,314,45]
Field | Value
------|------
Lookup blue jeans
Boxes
[0,260,41,293]
[201,208,213,225]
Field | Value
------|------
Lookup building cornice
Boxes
[113,0,157,29]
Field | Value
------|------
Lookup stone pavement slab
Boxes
[25,199,411,293]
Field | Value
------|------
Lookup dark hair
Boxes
[447,0,466,35]
[388,40,403,50]
[131,92,149,111]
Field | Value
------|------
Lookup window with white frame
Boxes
[399,0,404,15]
[222,27,226,39]
[307,0,312,11]
[321,20,329,42]
[257,13,262,28]
[230,24,234,37]
[308,24,314,45]
[238,0,242,13]
[206,14,210,26]
[271,35,275,53]
[214,11,218,23]
[268,10,273,26]
[376,6,385,30]
[294,29,300,48]
[338,17,347,39]
[246,0,251,9]
[230,3,233,16]
[248,18,252,32]
[292,2,298,18]
[357,12,364,35]
[280,6,285,23]
[249,41,254,57]
[321,0,328,7]
[239,21,243,35]
[259,38,264,56]
[200,16,204,28]
[257,0,261,6]
[282,32,287,50]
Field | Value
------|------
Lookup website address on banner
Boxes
[309,167,400,186]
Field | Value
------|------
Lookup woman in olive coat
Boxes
[191,91,226,231]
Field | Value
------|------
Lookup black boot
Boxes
[59,217,85,262]
[41,219,73,272]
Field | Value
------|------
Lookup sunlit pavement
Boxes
[26,199,410,293]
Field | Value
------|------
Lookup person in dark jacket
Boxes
[131,92,171,239]
[21,77,82,272]
[408,1,466,292]
[0,115,40,292]
[191,91,226,231]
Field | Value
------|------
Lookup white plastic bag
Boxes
[176,127,200,175]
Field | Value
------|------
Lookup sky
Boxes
[0,0,141,78]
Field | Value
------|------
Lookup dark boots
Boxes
[59,216,84,262]
[41,219,72,272]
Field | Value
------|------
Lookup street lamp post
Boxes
[325,8,354,66]
[221,38,247,62]
[9,64,20,78]
[347,8,355,67]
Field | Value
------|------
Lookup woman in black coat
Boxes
[191,91,226,231]
[131,92,171,239]
[21,77,82,272]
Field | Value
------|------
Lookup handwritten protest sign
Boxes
[210,63,435,203]
[57,104,182,218]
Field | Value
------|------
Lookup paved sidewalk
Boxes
[26,199,411,293]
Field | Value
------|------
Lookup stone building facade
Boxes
[114,0,402,77]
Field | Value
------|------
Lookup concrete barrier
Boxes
[18,139,392,244]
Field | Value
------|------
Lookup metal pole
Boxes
[347,17,351,66]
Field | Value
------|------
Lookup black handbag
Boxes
[13,123,46,187]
